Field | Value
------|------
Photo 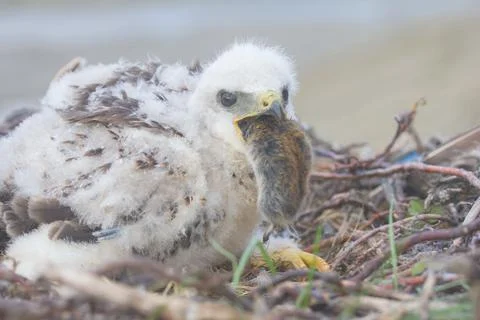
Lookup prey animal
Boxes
[236,105,312,228]
[0,42,329,279]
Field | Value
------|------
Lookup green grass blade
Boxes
[232,236,259,290]
[256,241,277,275]
[209,238,238,271]
[296,225,323,308]
[388,200,399,290]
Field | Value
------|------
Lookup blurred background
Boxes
[1,0,479,149]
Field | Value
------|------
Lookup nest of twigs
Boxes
[1,99,480,319]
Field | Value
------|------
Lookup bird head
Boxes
[188,42,310,228]
[188,42,298,151]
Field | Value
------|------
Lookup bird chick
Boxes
[236,107,312,227]
[1,42,330,279]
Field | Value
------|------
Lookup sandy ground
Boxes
[1,1,479,149]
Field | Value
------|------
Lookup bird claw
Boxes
[251,247,330,272]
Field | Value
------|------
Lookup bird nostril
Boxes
[263,101,269,107]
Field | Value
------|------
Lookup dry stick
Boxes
[349,217,480,282]
[43,267,250,320]
[462,196,480,225]
[332,214,456,269]
[311,162,480,192]
[303,233,358,253]
[331,98,424,171]
[365,99,421,166]
[360,210,390,229]
[265,305,319,320]
[452,196,480,247]
[418,271,436,320]
[93,257,250,310]
[297,193,378,222]
[253,270,340,295]
[0,298,52,319]
[253,270,413,302]
[340,280,414,301]
[334,295,451,317]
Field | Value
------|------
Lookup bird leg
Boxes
[251,225,330,272]
[251,246,330,272]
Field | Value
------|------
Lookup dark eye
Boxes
[282,87,289,102]
[218,90,237,107]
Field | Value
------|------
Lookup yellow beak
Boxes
[233,90,285,141]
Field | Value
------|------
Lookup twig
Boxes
[43,266,250,320]
[366,98,424,167]
[333,295,451,317]
[328,98,424,171]
[350,217,480,281]
[452,196,480,248]
[340,280,415,301]
[266,305,319,320]
[0,298,51,319]
[253,270,340,296]
[311,163,480,192]
[298,192,378,222]
[360,211,390,229]
[93,257,251,310]
[332,214,456,268]
[418,270,436,320]
[303,233,359,253]
[463,196,480,225]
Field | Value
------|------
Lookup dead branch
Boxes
[93,257,251,310]
[265,305,319,320]
[350,217,480,282]
[43,266,250,320]
[327,98,424,171]
[332,214,456,268]
[253,270,340,296]
[340,280,414,301]
[418,271,436,320]
[298,192,378,223]
[311,162,480,192]
[0,298,51,320]
[365,98,424,167]
[462,196,480,225]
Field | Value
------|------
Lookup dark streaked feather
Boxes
[61,91,184,137]
[48,221,96,242]
[11,196,29,220]
[0,108,38,137]
[2,205,37,238]
[28,198,76,224]
[84,147,104,157]
[188,60,203,75]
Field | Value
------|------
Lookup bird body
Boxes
[0,43,328,279]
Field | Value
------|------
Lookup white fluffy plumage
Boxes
[0,42,299,279]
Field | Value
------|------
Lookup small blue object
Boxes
[92,227,122,241]
[394,151,423,164]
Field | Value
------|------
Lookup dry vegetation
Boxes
[1,100,480,319]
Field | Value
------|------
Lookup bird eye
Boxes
[281,87,289,102]
[218,90,237,107]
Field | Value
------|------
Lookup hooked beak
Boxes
[263,99,285,120]
[234,90,286,123]
[256,90,285,120]
[233,90,286,141]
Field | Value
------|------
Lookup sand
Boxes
[1,1,479,149]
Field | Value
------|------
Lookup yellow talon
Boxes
[251,247,330,272]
